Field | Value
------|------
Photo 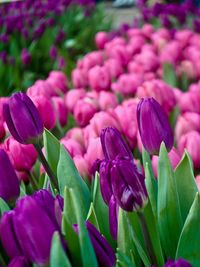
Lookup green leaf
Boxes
[157,143,183,258]
[43,129,60,175]
[86,203,100,231]
[118,209,138,266]
[92,173,112,245]
[116,249,136,267]
[176,193,200,267]
[68,187,98,267]
[57,145,90,210]
[163,63,177,87]
[175,152,198,222]
[50,231,72,267]
[0,198,10,216]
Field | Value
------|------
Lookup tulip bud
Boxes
[110,159,147,212]
[3,93,43,144]
[137,98,173,155]
[100,127,133,160]
[0,149,20,203]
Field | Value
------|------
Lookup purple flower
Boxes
[8,256,30,267]
[100,127,133,160]
[164,258,192,267]
[3,92,43,144]
[21,49,31,65]
[137,98,174,155]
[49,45,57,59]
[0,149,20,203]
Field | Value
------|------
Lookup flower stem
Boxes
[137,211,158,267]
[34,144,59,191]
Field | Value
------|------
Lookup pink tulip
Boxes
[175,29,193,47]
[74,98,97,127]
[72,68,88,88]
[30,95,56,130]
[73,155,89,178]
[104,58,123,79]
[0,119,5,140]
[88,66,111,92]
[175,112,200,140]
[61,138,84,158]
[141,24,154,38]
[106,44,131,67]
[27,80,54,98]
[177,60,197,80]
[127,28,143,39]
[195,175,200,191]
[152,147,181,177]
[137,79,176,114]
[112,74,143,96]
[128,61,145,74]
[64,89,86,112]
[4,137,37,172]
[16,171,29,183]
[127,36,145,56]
[189,81,200,93]
[134,50,159,72]
[51,97,68,127]
[79,51,104,70]
[178,131,200,169]
[95,31,110,50]
[114,103,137,148]
[46,71,68,94]
[179,92,200,114]
[160,41,182,66]
[65,127,84,147]
[98,91,118,111]
[84,138,104,172]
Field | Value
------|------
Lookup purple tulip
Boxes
[8,256,30,267]
[137,98,174,155]
[49,45,57,59]
[99,160,113,205]
[100,127,133,160]
[0,149,20,203]
[110,159,147,212]
[21,49,31,65]
[0,192,61,265]
[3,92,43,144]
[109,195,118,240]
[164,258,192,267]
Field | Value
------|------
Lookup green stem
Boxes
[29,172,39,191]
[34,144,59,191]
[137,211,158,267]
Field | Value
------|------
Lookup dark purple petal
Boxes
[109,195,118,240]
[165,258,192,267]
[8,256,30,267]
[100,127,133,160]
[99,160,113,205]
[137,98,173,155]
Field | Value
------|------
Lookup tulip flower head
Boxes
[3,92,44,144]
[137,97,174,155]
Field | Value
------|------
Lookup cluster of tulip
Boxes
[0,91,198,267]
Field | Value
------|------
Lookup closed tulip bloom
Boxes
[111,159,147,212]
[137,98,174,155]
[3,93,43,144]
[109,195,118,240]
[164,258,192,267]
[100,127,133,160]
[0,149,20,203]
[51,97,68,127]
[99,160,113,205]
[86,221,116,267]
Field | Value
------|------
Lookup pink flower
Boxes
[65,127,84,147]
[79,51,104,70]
[4,137,37,172]
[104,58,123,79]
[30,95,56,130]
[177,131,200,169]
[74,98,98,127]
[64,89,86,112]
[160,41,182,66]
[141,24,154,38]
[72,68,88,88]
[175,29,193,48]
[61,138,84,158]
[177,60,197,80]
[179,92,200,114]
[73,155,89,178]
[95,31,110,50]
[0,97,8,121]
[112,74,143,96]
[128,61,145,74]
[114,103,138,148]
[134,50,159,72]
[175,112,200,140]
[46,70,68,94]
[106,44,131,67]
[51,97,68,127]
[126,36,145,56]
[0,119,5,140]
[137,79,176,114]
[84,138,104,172]
[88,66,111,92]
[27,80,54,98]
[152,147,181,177]
[98,91,118,111]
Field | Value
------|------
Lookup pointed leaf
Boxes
[86,203,100,231]
[50,231,72,267]
[157,143,183,258]
[176,193,200,267]
[0,198,10,216]
[175,151,198,222]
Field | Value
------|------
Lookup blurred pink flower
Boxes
[64,89,86,112]
[88,66,111,92]
[51,97,68,127]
